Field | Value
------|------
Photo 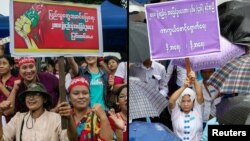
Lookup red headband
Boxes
[18,57,35,67]
[68,77,89,92]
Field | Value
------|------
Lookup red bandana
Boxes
[18,57,35,67]
[68,77,89,92]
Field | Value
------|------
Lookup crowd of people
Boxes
[129,57,232,141]
[0,43,127,141]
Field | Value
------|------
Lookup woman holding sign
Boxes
[169,71,204,141]
[67,57,109,110]
[67,77,113,141]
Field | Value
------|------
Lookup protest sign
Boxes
[145,0,220,60]
[10,0,103,57]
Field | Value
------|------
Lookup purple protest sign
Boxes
[172,36,245,71]
[145,0,220,60]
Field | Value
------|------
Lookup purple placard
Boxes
[145,0,220,60]
[172,37,245,71]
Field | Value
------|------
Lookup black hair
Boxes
[200,68,216,73]
[104,56,120,65]
[47,59,55,66]
[0,44,5,50]
[111,85,127,112]
[115,84,127,99]
[0,55,15,66]
[74,57,86,66]
[42,94,51,110]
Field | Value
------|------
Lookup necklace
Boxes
[26,114,33,129]
[73,108,91,124]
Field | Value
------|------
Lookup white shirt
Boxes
[65,72,72,90]
[115,62,127,83]
[129,61,168,97]
[3,110,68,141]
[210,96,222,117]
[199,80,219,122]
[166,61,187,87]
[171,101,203,141]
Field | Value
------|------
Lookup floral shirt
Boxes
[73,111,105,141]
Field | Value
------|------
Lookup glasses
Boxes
[25,93,42,98]
[119,95,127,100]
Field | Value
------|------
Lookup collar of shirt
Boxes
[26,109,48,121]
[135,62,158,70]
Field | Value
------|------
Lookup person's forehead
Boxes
[21,63,36,67]
[181,94,191,99]
[71,85,89,90]
[119,88,127,94]
[0,57,8,62]
[109,58,116,62]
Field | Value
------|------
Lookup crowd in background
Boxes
[0,44,128,141]
[129,57,241,141]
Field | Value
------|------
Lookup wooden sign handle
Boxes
[185,57,191,75]
[58,56,68,129]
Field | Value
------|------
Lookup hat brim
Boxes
[18,90,52,108]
